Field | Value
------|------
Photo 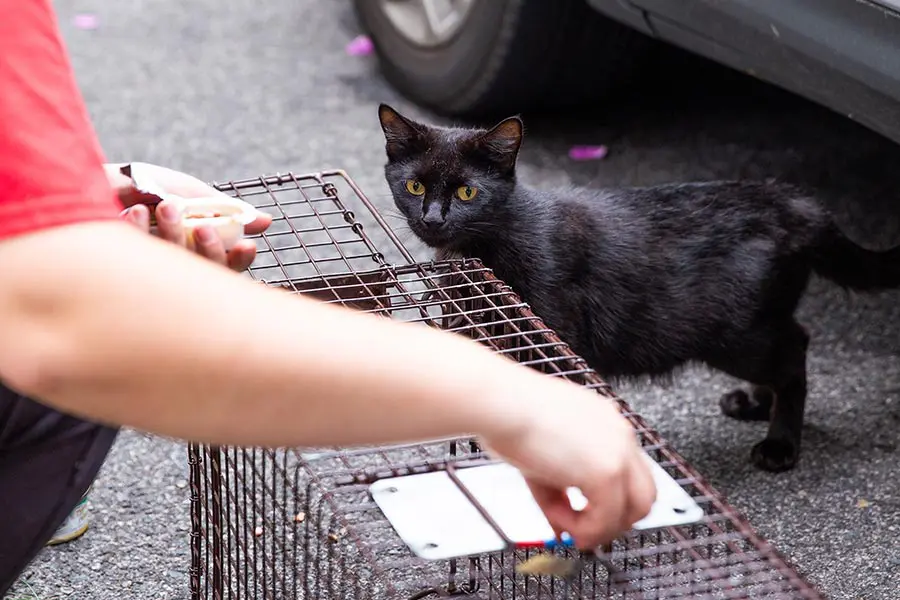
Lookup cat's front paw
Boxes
[719,389,771,421]
[751,438,799,472]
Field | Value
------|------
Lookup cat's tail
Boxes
[811,223,900,291]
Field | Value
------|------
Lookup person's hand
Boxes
[480,380,656,549]
[107,162,273,272]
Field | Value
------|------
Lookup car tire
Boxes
[353,0,654,119]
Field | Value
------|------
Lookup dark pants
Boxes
[0,384,118,597]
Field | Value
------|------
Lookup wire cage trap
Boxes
[187,170,824,600]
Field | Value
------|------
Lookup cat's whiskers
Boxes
[379,206,409,221]
[377,219,418,246]
[459,222,498,237]
[363,204,432,250]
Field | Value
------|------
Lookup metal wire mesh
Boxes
[187,170,824,600]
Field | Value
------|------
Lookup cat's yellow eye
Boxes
[456,185,478,201]
[405,180,426,196]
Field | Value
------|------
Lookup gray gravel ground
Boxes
[6,0,900,599]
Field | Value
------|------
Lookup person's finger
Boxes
[525,480,578,542]
[122,204,151,232]
[568,475,627,550]
[192,225,228,266]
[155,201,186,247]
[245,212,273,236]
[226,240,259,272]
[621,453,657,529]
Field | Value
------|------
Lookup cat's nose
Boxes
[420,217,445,233]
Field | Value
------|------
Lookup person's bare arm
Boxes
[0,219,541,447]
[0,219,656,548]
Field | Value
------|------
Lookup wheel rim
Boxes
[377,0,477,48]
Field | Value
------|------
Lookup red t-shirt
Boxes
[0,0,122,241]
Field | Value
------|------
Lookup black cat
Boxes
[376,103,900,473]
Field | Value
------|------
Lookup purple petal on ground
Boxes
[73,13,99,30]
[568,145,609,161]
[345,35,374,56]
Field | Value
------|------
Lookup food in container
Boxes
[176,196,259,251]
[117,162,261,251]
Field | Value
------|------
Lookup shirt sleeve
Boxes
[0,0,122,242]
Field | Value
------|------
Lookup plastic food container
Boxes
[176,196,259,251]
[116,162,261,251]
[121,196,259,251]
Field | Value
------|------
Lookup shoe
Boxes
[47,488,91,546]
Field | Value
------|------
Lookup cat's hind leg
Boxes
[750,319,809,472]
[719,385,774,421]
[708,319,810,472]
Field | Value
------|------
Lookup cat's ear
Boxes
[378,103,426,161]
[476,116,524,174]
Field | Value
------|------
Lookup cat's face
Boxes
[377,104,523,250]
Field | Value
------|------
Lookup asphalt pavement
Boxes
[6,1,900,599]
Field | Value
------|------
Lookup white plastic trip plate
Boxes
[370,453,705,560]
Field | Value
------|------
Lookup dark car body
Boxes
[589,0,900,146]
[355,0,900,146]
